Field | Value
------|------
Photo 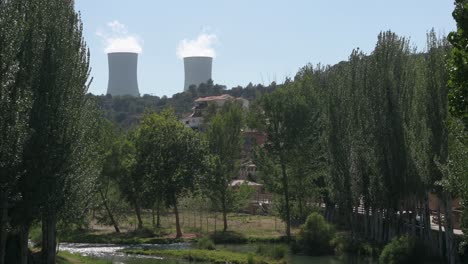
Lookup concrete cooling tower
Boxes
[107,52,140,97]
[184,56,213,91]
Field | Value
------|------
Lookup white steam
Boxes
[177,33,218,59]
[97,20,143,54]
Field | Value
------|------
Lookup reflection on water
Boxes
[59,242,375,264]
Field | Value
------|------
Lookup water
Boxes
[59,242,198,263]
[59,242,374,263]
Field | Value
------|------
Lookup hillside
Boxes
[92,81,277,129]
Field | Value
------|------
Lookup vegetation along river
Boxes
[59,242,376,264]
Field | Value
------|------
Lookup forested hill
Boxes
[89,80,277,129]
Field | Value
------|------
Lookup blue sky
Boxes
[74,1,456,97]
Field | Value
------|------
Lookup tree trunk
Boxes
[152,207,156,227]
[0,192,8,264]
[134,201,143,229]
[437,198,443,258]
[19,226,28,264]
[222,199,228,232]
[423,192,433,253]
[174,200,182,238]
[42,212,57,264]
[443,192,456,264]
[156,203,161,228]
[280,159,291,241]
[99,190,120,233]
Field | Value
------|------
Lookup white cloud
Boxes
[177,33,218,59]
[97,20,143,53]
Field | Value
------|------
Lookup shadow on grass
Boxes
[59,228,185,245]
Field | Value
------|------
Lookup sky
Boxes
[74,1,456,97]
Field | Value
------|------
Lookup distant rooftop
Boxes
[194,94,234,102]
[230,180,262,187]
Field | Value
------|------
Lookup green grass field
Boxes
[60,211,295,244]
[98,211,290,238]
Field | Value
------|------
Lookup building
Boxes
[107,52,140,97]
[180,94,249,131]
[184,56,213,92]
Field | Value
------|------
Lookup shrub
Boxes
[256,244,288,259]
[210,231,247,244]
[332,232,379,257]
[247,253,255,264]
[29,225,42,247]
[196,237,216,250]
[295,212,336,255]
[379,235,423,264]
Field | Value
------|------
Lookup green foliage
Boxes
[295,212,336,256]
[134,110,209,236]
[331,232,379,257]
[379,235,424,264]
[93,82,276,130]
[203,102,245,230]
[210,231,248,244]
[57,252,112,264]
[255,79,323,238]
[247,253,255,264]
[448,0,468,125]
[196,237,216,250]
[124,249,277,264]
[256,244,288,260]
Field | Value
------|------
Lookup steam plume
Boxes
[97,20,143,53]
[177,33,218,59]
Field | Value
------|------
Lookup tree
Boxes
[203,102,244,232]
[110,136,143,229]
[95,117,124,233]
[0,1,31,263]
[256,80,322,241]
[15,1,92,262]
[448,0,468,125]
[134,111,209,238]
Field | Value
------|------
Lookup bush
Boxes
[256,244,288,259]
[210,231,247,244]
[247,253,255,264]
[29,225,42,247]
[196,237,216,250]
[379,235,423,264]
[332,232,379,257]
[295,212,336,255]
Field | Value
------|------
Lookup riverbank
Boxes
[123,249,280,264]
[57,252,111,264]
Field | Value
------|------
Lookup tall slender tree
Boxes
[0,1,31,263]
[14,0,92,262]
[204,101,244,232]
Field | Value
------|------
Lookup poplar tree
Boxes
[16,0,91,262]
[448,0,468,125]
[0,1,31,263]
[204,101,244,232]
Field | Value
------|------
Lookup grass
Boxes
[123,249,282,264]
[57,252,112,264]
[61,212,295,245]
[59,229,184,244]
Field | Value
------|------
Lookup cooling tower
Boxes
[184,56,213,91]
[107,52,140,97]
